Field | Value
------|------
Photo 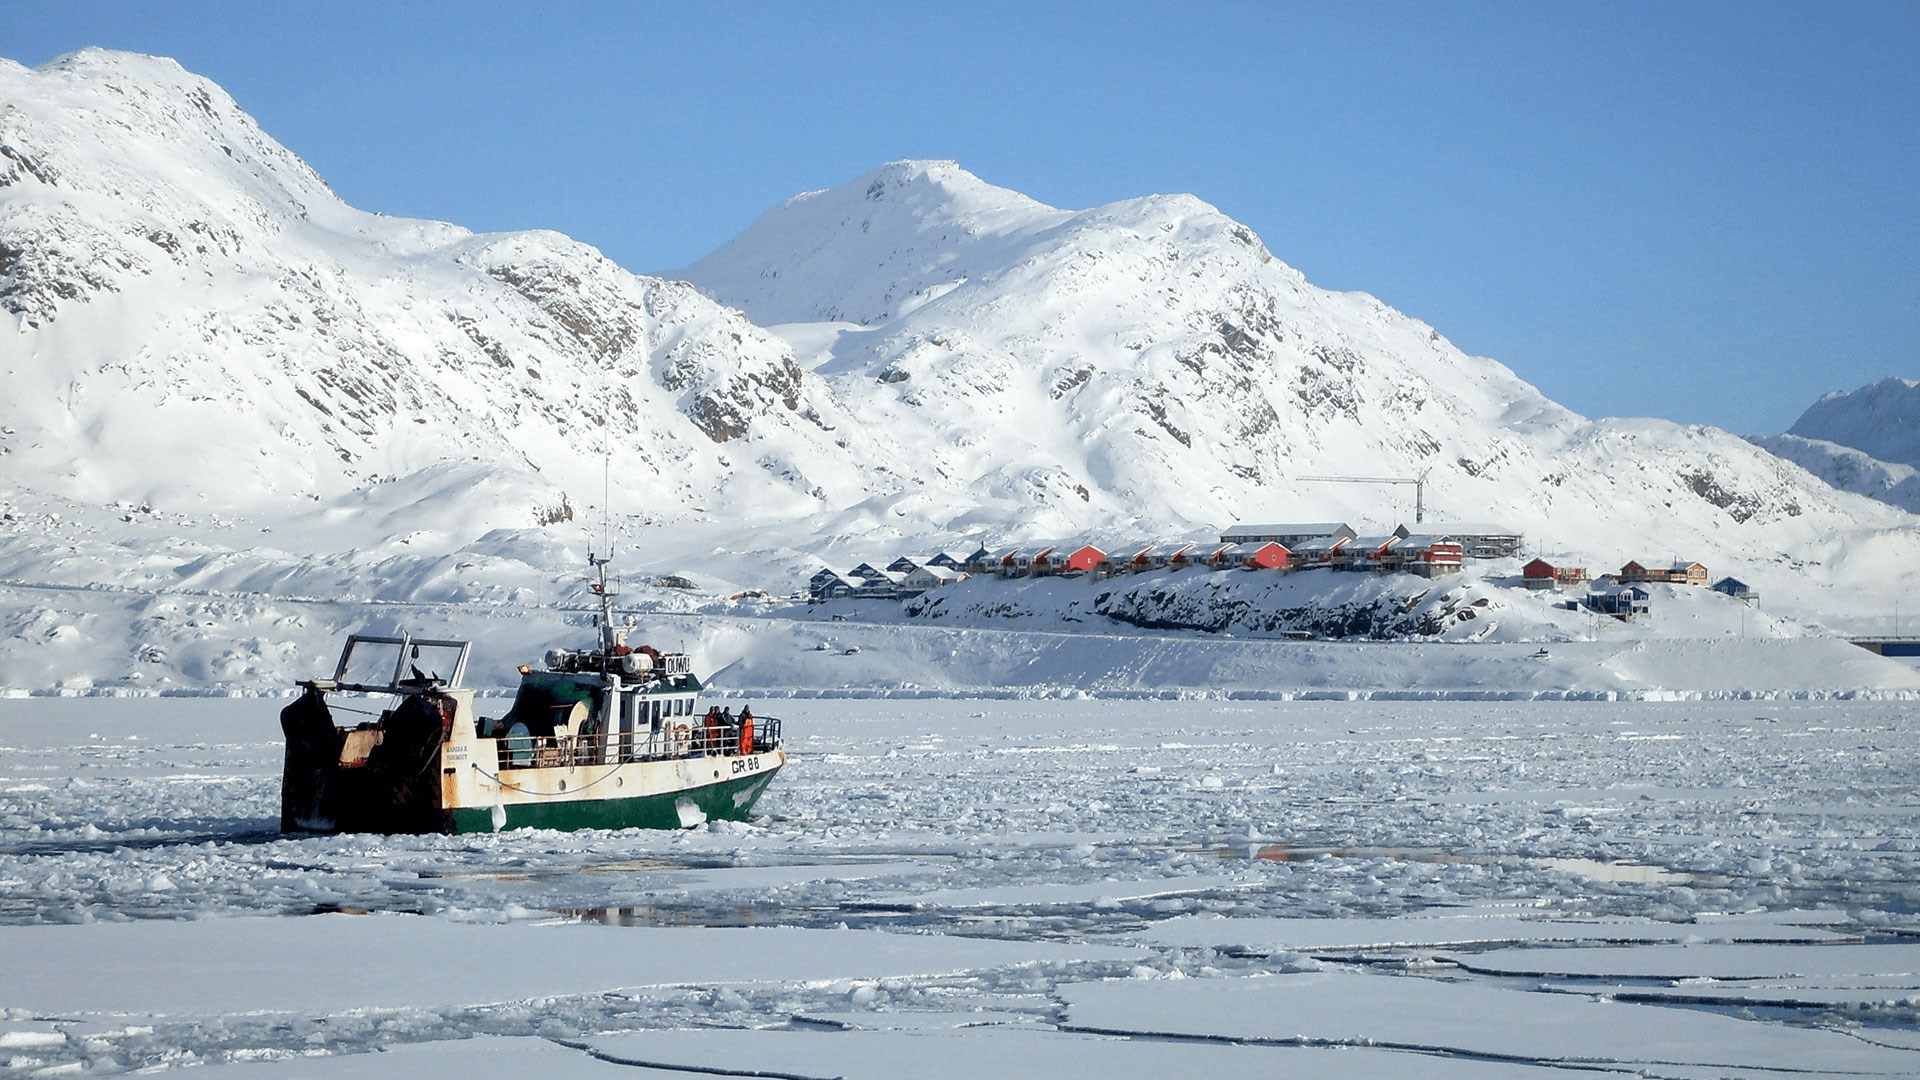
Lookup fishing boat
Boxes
[278,559,785,834]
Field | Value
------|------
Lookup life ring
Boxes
[669,722,691,754]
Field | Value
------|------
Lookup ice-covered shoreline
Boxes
[8,571,1919,700]
[4,696,1920,1076]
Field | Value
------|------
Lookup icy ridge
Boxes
[1747,433,1920,515]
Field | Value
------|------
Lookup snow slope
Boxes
[1747,433,1920,515]
[3,49,1918,691]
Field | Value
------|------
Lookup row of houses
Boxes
[1519,558,1759,622]
[1524,558,1756,600]
[968,532,1469,579]
[1221,522,1525,560]
[805,523,1512,601]
[806,527,1762,623]
[808,554,973,601]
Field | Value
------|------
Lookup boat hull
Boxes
[447,762,783,834]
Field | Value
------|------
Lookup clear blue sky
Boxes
[10,2,1917,434]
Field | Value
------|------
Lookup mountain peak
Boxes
[683,160,1071,326]
[3,45,336,211]
[827,159,1053,216]
[850,158,985,195]
[1789,377,1920,470]
[42,46,188,77]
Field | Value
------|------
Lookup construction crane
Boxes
[1299,471,1429,524]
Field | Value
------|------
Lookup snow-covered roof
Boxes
[1417,522,1521,537]
[1223,522,1352,539]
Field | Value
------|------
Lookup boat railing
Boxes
[495,717,782,771]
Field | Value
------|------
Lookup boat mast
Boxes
[591,453,619,662]
[589,550,618,659]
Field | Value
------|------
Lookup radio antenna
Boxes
[601,454,613,560]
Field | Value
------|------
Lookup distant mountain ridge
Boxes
[1789,377,1920,469]
[2,49,1917,636]
[1745,378,1920,516]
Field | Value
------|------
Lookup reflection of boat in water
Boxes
[279,561,785,834]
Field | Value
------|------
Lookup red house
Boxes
[1218,541,1289,570]
[1522,558,1589,589]
[1059,544,1106,573]
[1394,535,1464,577]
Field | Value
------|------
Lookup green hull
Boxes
[447,765,782,834]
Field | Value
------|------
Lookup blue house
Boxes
[1585,584,1651,620]
[808,568,856,601]
[1712,577,1757,601]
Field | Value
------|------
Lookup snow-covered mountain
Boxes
[1747,435,1920,516]
[1786,377,1920,469]
[680,161,1918,608]
[3,48,1918,693]
[1758,378,1920,511]
[0,48,874,539]
[1747,379,1920,515]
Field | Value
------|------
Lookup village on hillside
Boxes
[804,522,1760,624]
